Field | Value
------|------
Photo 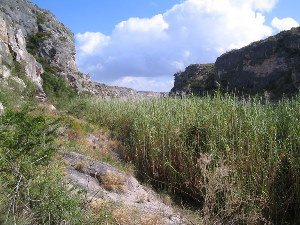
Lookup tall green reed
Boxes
[66,94,300,224]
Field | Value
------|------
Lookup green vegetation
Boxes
[36,13,46,24]
[26,32,77,108]
[66,94,300,224]
[38,59,77,108]
[0,61,40,110]
[26,31,51,56]
[0,107,87,224]
[59,36,67,42]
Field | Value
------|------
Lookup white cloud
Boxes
[271,17,299,32]
[76,32,110,55]
[108,76,174,92]
[116,14,168,34]
[76,0,280,92]
[251,0,278,12]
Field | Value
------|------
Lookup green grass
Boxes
[0,106,111,224]
[66,93,300,224]
[0,107,84,224]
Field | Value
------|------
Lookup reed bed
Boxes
[67,93,300,224]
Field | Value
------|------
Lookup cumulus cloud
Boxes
[76,32,110,55]
[108,76,174,92]
[76,0,281,92]
[271,17,299,32]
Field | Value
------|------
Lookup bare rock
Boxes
[215,27,300,95]
[1,65,11,78]
[61,151,188,224]
[0,14,43,87]
[170,63,215,96]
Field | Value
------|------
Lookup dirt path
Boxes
[58,129,193,225]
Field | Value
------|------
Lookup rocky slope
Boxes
[170,63,215,96]
[215,27,300,95]
[0,0,164,99]
[62,151,187,224]
[171,27,300,97]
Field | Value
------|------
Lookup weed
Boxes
[102,170,127,193]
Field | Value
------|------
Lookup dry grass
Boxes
[158,193,173,206]
[112,207,135,225]
[89,200,165,225]
[139,214,164,225]
[102,170,127,193]
[74,161,88,173]
[113,207,164,225]
[90,199,106,210]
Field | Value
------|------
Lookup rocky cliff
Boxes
[0,0,163,99]
[215,27,300,96]
[0,1,43,88]
[171,27,300,97]
[170,63,215,95]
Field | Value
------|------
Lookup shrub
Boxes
[41,70,77,108]
[0,106,87,224]
[59,36,67,42]
[36,13,46,24]
[26,31,51,56]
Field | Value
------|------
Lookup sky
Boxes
[30,0,300,92]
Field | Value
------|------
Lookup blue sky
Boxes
[30,0,300,92]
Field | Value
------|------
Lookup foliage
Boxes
[0,60,40,110]
[66,94,300,224]
[59,36,67,42]
[36,13,46,24]
[40,66,77,108]
[0,107,87,224]
[26,31,51,56]
[27,162,87,224]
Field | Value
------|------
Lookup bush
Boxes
[36,13,46,24]
[41,70,77,108]
[26,32,51,56]
[0,106,58,186]
[0,106,87,224]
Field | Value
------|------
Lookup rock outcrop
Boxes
[0,0,75,81]
[0,9,43,88]
[61,151,186,225]
[0,0,165,99]
[170,63,215,96]
[171,27,300,97]
[215,27,300,95]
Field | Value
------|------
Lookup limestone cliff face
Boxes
[171,27,300,97]
[0,0,164,99]
[170,64,215,96]
[0,0,78,89]
[0,9,43,87]
[215,27,300,95]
